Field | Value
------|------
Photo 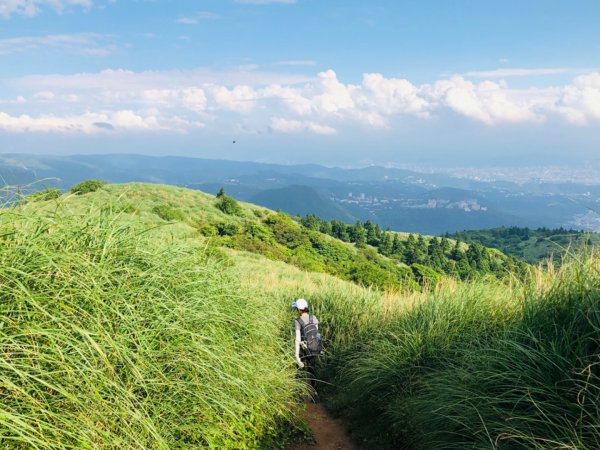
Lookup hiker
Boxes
[292,298,322,392]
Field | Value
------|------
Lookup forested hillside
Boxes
[448,226,600,263]
[301,215,527,281]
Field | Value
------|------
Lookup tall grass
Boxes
[264,258,599,449]
[0,203,303,449]
[9,183,597,449]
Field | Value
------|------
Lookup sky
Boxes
[0,0,599,167]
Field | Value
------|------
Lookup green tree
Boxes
[319,221,333,235]
[379,232,394,256]
[27,188,62,202]
[440,236,451,254]
[350,221,367,247]
[264,213,309,249]
[404,234,417,264]
[450,240,462,260]
[331,220,350,242]
[301,214,322,231]
[214,189,242,215]
[427,237,445,270]
[391,234,404,258]
[364,221,381,246]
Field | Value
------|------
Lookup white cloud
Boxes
[270,117,336,135]
[16,67,313,91]
[310,69,357,114]
[0,110,194,134]
[176,11,219,25]
[259,84,312,115]
[554,73,600,125]
[3,66,600,136]
[0,33,115,56]
[422,77,540,124]
[32,91,55,101]
[274,60,317,66]
[140,89,179,105]
[359,73,429,117]
[464,67,585,78]
[182,87,208,113]
[206,85,258,112]
[0,0,93,18]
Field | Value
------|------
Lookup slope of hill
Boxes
[31,182,524,291]
[0,190,304,449]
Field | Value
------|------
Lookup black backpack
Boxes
[297,316,323,355]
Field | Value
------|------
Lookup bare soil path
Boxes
[290,402,358,450]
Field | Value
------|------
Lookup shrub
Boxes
[27,188,61,202]
[264,213,309,249]
[199,223,218,237]
[70,179,106,195]
[231,235,290,261]
[216,222,240,236]
[244,222,272,242]
[215,189,242,215]
[411,263,442,287]
[152,204,186,222]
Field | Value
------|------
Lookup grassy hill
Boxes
[26,183,526,292]
[0,189,304,449]
[448,226,600,263]
[2,182,599,449]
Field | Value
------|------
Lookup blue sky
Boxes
[0,0,599,166]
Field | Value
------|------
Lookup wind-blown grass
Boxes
[0,203,303,449]
[5,183,598,449]
[299,261,600,449]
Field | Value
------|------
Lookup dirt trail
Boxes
[290,402,358,450]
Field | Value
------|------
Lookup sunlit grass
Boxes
[0,201,303,449]
[5,183,598,449]
[234,245,599,449]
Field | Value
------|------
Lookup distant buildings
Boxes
[337,192,487,212]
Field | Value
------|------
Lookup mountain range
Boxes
[2,153,599,234]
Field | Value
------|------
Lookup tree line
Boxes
[300,215,527,279]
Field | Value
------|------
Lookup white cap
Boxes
[291,298,308,310]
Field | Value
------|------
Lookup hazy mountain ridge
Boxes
[2,153,598,234]
[250,185,356,222]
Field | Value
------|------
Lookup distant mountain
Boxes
[250,185,356,222]
[2,153,598,234]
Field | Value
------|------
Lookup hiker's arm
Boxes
[295,328,304,368]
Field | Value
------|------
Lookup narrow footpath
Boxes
[290,402,358,450]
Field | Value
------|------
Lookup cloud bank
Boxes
[1,67,600,135]
[0,0,92,18]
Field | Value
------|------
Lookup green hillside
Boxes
[448,226,600,264]
[2,182,599,449]
[25,183,525,292]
